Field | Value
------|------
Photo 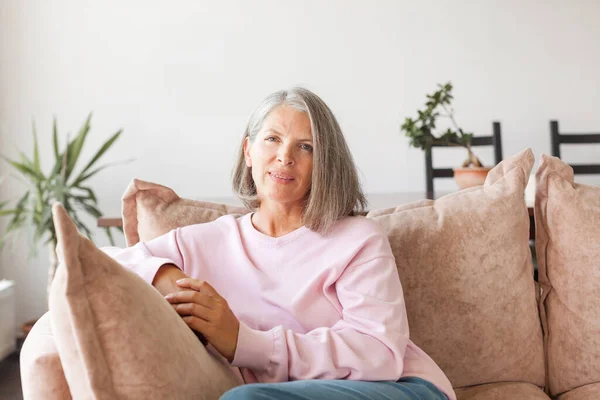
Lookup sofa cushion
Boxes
[122,178,248,246]
[557,383,600,400]
[367,149,545,389]
[20,312,71,400]
[49,203,243,399]
[455,382,551,400]
[535,154,600,397]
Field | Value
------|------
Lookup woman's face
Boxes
[244,105,314,209]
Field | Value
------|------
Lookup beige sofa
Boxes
[19,149,600,399]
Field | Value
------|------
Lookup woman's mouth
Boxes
[269,172,295,184]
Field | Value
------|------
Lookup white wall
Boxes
[1,0,599,329]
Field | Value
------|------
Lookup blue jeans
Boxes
[220,376,447,400]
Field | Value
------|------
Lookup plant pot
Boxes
[452,167,492,189]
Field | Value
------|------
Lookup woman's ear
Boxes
[243,137,252,167]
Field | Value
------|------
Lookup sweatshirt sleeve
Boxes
[231,255,410,382]
[100,228,186,285]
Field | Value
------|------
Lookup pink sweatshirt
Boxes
[106,213,455,400]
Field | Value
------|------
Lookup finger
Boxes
[183,316,210,334]
[165,291,214,309]
[175,278,206,292]
[171,303,215,321]
[176,279,219,297]
[198,281,218,295]
[173,302,213,319]
[176,278,221,297]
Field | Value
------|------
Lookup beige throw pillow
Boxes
[367,149,545,390]
[122,178,249,246]
[49,203,243,399]
[535,154,600,398]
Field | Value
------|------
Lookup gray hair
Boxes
[232,87,366,235]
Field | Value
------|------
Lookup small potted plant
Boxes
[401,82,491,189]
[0,114,126,334]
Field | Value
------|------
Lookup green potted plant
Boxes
[401,82,491,189]
[0,113,125,332]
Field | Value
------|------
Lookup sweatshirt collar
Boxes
[240,213,310,247]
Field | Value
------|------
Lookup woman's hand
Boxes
[165,278,240,362]
[153,265,208,345]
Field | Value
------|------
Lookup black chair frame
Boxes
[550,120,600,175]
[425,121,503,198]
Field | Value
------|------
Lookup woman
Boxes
[112,87,455,400]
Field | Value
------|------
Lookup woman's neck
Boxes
[251,204,305,238]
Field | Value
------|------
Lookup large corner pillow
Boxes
[122,178,249,246]
[535,154,600,400]
[48,203,243,399]
[368,149,547,398]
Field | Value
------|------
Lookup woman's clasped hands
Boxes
[165,278,240,362]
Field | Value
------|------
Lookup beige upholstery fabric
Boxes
[367,149,545,389]
[122,178,248,246]
[557,383,600,400]
[20,312,71,400]
[535,154,600,398]
[49,203,243,399]
[455,382,551,400]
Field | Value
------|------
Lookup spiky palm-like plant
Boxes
[0,113,125,298]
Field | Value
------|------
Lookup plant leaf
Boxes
[49,155,63,183]
[104,227,116,246]
[50,120,65,181]
[74,186,97,203]
[52,117,60,161]
[32,119,42,174]
[65,113,92,182]
[62,198,92,239]
[4,192,30,235]
[75,129,122,181]
[34,206,53,242]
[18,152,33,169]
[0,114,125,249]
[71,158,133,187]
[80,202,103,219]
[1,157,45,182]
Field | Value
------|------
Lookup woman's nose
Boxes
[277,146,294,165]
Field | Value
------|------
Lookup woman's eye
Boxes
[266,136,277,142]
[301,144,313,152]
